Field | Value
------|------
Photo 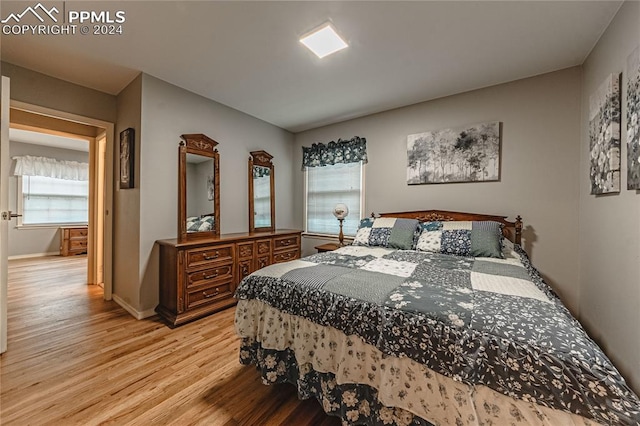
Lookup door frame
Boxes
[10,100,114,300]
[1,76,10,353]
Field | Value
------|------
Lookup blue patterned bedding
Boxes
[235,245,640,425]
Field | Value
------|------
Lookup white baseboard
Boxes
[112,294,157,320]
[8,251,59,260]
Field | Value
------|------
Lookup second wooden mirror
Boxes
[248,151,275,233]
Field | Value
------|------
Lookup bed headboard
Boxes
[375,209,522,246]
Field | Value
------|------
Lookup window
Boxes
[20,175,89,225]
[305,162,363,236]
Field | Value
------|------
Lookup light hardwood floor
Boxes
[1,256,339,425]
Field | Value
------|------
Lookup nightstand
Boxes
[60,226,88,256]
[315,242,342,253]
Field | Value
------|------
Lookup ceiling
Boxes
[1,1,622,133]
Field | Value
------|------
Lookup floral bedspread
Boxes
[235,245,640,425]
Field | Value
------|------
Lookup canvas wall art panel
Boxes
[407,121,500,185]
[119,128,135,189]
[627,47,640,190]
[589,73,621,195]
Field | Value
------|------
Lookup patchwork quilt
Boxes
[235,246,640,425]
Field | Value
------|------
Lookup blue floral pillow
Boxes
[416,220,503,258]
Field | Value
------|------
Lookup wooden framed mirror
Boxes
[179,134,220,242]
[248,150,275,233]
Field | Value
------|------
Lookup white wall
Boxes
[8,142,89,258]
[186,160,214,218]
[294,68,583,314]
[135,74,295,314]
[579,0,640,394]
[1,62,117,124]
[114,75,142,312]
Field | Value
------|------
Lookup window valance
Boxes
[13,155,89,181]
[302,136,368,170]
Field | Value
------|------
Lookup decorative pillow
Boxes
[186,216,199,231]
[416,220,504,258]
[501,237,519,259]
[353,217,420,250]
[186,216,214,232]
[352,218,374,246]
[415,221,443,252]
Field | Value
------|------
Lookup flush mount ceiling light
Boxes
[300,23,348,59]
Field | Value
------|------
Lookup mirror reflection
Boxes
[248,150,275,233]
[186,153,215,233]
[252,165,271,228]
[178,133,220,242]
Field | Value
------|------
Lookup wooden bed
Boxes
[235,209,640,425]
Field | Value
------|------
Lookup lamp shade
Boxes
[332,203,349,220]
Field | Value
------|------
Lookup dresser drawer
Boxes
[273,249,299,264]
[185,244,233,270]
[70,240,88,250]
[69,228,88,238]
[256,255,271,270]
[237,242,254,260]
[238,259,253,282]
[256,240,271,256]
[273,235,299,252]
[186,264,233,289]
[186,282,234,309]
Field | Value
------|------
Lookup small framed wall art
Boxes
[119,127,135,189]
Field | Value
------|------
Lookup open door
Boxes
[1,76,10,353]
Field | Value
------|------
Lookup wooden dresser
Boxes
[156,229,301,327]
[59,226,88,256]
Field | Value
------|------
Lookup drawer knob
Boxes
[281,240,291,246]
[203,288,220,298]
[203,251,220,260]
[204,271,219,280]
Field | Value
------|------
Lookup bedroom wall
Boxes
[133,74,295,315]
[7,142,89,258]
[186,161,213,218]
[1,62,117,124]
[114,75,143,314]
[294,67,583,314]
[579,0,640,394]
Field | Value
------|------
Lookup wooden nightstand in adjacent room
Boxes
[314,242,343,253]
[59,226,88,256]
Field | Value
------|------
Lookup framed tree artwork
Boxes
[407,121,500,185]
[119,128,135,189]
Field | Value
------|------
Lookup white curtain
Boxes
[13,155,89,181]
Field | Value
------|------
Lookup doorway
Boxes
[8,103,113,299]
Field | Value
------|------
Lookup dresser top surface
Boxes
[156,229,302,248]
